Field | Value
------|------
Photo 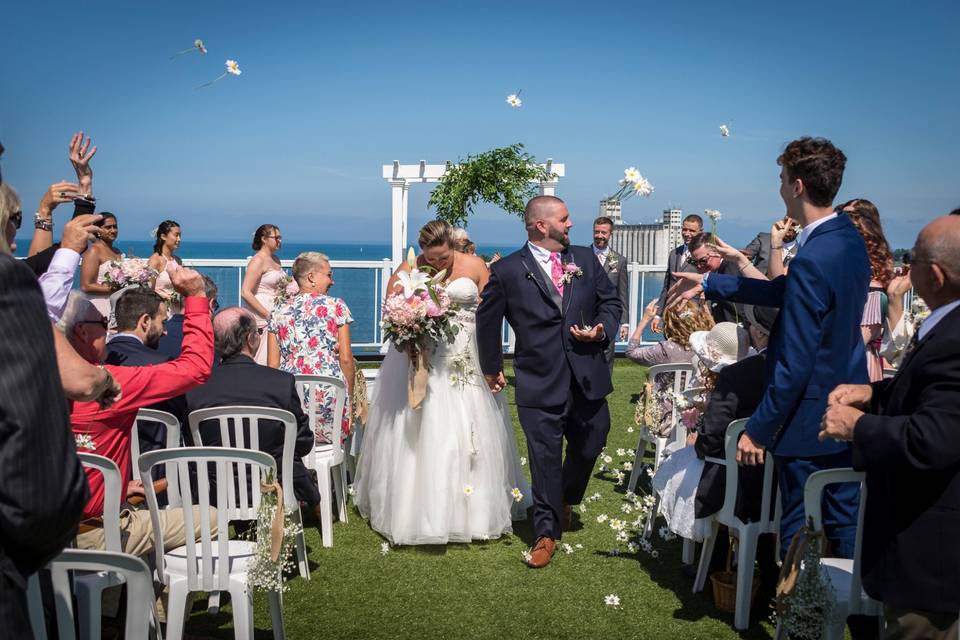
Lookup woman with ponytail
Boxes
[148,220,183,312]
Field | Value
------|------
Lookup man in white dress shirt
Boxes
[592,216,628,371]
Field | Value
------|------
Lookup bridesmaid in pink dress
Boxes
[242,224,285,364]
[148,220,183,313]
[79,212,123,321]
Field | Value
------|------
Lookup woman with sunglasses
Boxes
[79,212,122,321]
[241,223,285,364]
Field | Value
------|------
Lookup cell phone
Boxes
[72,196,97,219]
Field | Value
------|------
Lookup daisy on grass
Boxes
[464,485,474,496]
[616,448,626,457]
[380,542,391,555]
[575,543,583,549]
[522,550,533,563]
[627,541,639,554]
[627,426,635,434]
[510,487,524,503]
[604,594,622,608]
[602,455,613,464]
[197,59,242,89]
[622,461,634,472]
[562,543,574,555]
[578,504,588,513]
[519,456,527,466]
[596,514,609,524]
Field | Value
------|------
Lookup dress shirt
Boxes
[527,241,556,282]
[592,244,610,266]
[797,213,837,248]
[37,248,80,321]
[919,299,960,342]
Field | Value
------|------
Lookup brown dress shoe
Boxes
[562,503,573,531]
[526,537,556,568]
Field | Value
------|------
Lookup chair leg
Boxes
[291,508,310,580]
[642,494,661,539]
[334,463,348,523]
[626,442,646,494]
[75,579,103,640]
[268,589,286,640]
[734,532,759,630]
[653,437,666,474]
[26,573,47,640]
[228,580,254,640]
[207,591,221,614]
[693,521,719,593]
[681,538,695,565]
[164,579,192,640]
[317,463,334,548]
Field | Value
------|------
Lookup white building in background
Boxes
[609,207,683,266]
[598,199,623,225]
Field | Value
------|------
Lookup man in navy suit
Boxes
[105,288,185,469]
[477,196,622,568]
[668,137,870,558]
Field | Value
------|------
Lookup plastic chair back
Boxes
[294,374,347,465]
[133,408,183,506]
[77,453,122,552]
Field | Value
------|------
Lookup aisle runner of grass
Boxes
[187,361,775,639]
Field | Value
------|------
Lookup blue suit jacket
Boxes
[704,214,870,457]
[476,244,623,407]
[156,314,184,360]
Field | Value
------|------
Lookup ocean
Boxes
[98,241,667,348]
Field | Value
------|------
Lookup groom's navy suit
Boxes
[477,243,623,539]
[703,213,870,557]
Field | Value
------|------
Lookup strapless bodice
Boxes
[257,268,285,297]
[444,277,479,325]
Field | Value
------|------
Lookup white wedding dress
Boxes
[354,277,532,545]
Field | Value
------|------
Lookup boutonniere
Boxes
[607,255,619,270]
[560,262,584,285]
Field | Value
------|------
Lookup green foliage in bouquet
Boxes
[429,144,554,227]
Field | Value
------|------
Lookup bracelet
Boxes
[34,213,53,231]
[770,245,783,250]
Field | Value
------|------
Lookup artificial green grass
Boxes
[184,361,776,639]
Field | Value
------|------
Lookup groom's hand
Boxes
[485,372,506,393]
[570,324,604,342]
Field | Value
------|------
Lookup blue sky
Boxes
[2,0,957,250]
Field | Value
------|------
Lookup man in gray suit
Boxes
[652,214,703,333]
[592,216,628,372]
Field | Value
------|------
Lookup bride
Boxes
[354,220,531,545]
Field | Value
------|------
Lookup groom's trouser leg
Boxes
[562,387,611,507]
[517,404,566,540]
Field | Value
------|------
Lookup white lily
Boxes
[406,246,417,269]
[430,268,447,283]
[396,269,430,299]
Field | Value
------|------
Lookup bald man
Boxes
[821,215,960,638]
[186,307,320,515]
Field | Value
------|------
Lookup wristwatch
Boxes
[34,213,53,231]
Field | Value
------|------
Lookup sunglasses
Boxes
[690,255,715,268]
[9,210,21,229]
[80,318,109,330]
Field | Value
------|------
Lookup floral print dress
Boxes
[269,293,353,444]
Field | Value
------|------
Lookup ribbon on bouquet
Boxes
[407,348,430,410]
[259,479,286,562]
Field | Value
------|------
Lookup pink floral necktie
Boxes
[549,252,564,296]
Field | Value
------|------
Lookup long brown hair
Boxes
[840,198,894,287]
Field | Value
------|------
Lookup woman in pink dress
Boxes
[148,220,182,313]
[79,212,123,321]
[241,224,285,364]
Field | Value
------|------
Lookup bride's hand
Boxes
[485,372,506,393]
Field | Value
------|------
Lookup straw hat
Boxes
[688,322,750,372]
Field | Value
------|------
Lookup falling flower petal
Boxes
[195,39,207,55]
[719,124,730,137]
[226,59,242,76]
[380,542,391,555]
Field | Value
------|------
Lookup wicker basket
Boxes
[710,540,760,613]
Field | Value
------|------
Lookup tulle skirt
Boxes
[354,342,531,545]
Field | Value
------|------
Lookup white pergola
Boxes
[382,159,565,266]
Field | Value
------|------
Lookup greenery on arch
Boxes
[428,143,554,228]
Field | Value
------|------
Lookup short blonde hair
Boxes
[0,183,21,255]
[663,300,714,348]
[292,251,329,285]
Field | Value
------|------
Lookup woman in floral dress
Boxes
[268,251,354,444]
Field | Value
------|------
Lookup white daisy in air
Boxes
[632,175,654,197]
[464,485,474,496]
[171,38,207,59]
[720,124,730,137]
[197,59,243,89]
[622,167,641,184]
[506,91,523,108]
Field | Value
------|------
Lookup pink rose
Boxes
[425,300,442,317]
[564,263,579,273]
[285,281,300,296]
[680,407,701,431]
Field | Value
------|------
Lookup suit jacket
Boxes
[704,214,870,456]
[596,247,629,325]
[186,354,319,506]
[695,353,768,519]
[852,303,960,613]
[0,255,88,635]
[744,232,771,275]
[707,259,743,324]
[156,313,185,360]
[476,244,623,408]
[656,244,699,314]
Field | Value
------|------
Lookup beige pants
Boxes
[76,505,218,557]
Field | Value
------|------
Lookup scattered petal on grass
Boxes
[604,594,621,608]
[380,542,391,555]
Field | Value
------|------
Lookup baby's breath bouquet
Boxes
[246,472,303,593]
[775,518,836,639]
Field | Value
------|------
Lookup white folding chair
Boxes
[188,407,310,579]
[345,368,379,480]
[692,418,779,631]
[627,363,695,494]
[139,447,287,640]
[294,374,348,548]
[27,549,160,640]
[775,468,881,640]
[134,408,184,507]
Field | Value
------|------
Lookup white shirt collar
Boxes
[919,299,960,341]
[592,244,609,256]
[527,241,554,264]
[108,331,144,345]
[797,212,837,247]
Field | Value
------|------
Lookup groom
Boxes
[477,196,623,568]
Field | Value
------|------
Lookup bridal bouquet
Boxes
[381,248,460,408]
[273,272,300,306]
[99,258,158,289]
